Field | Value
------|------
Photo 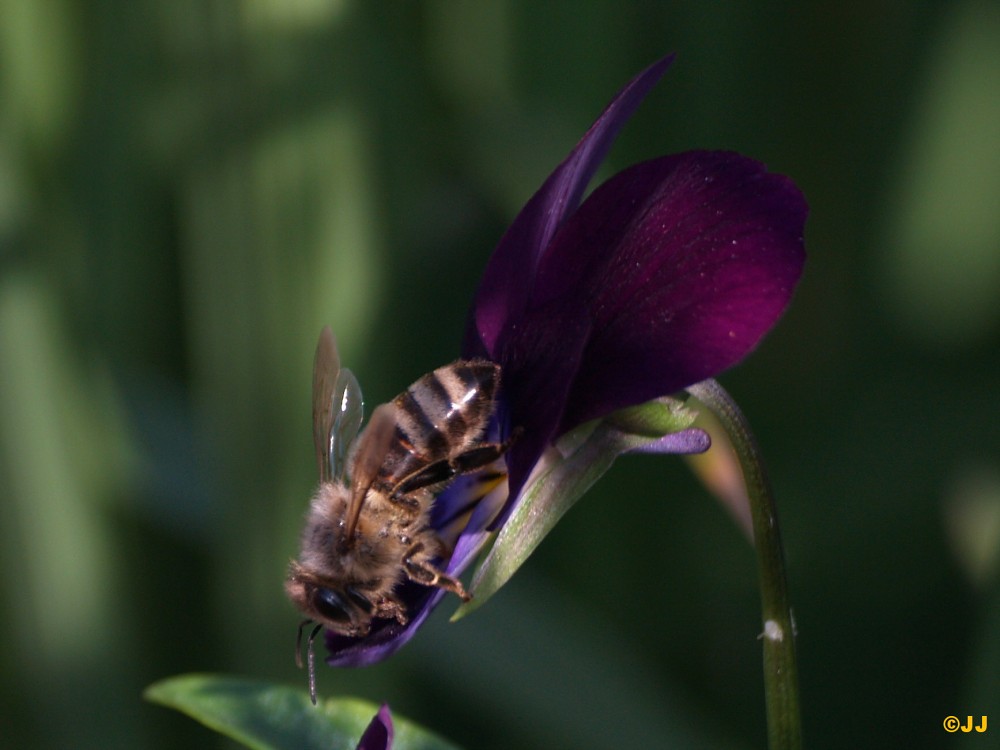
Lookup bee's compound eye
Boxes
[313,588,352,624]
[346,586,374,614]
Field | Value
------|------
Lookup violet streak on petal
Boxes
[630,426,712,455]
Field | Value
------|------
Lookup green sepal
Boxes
[453,397,699,620]
[603,394,700,436]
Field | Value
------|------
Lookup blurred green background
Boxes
[2,1,998,748]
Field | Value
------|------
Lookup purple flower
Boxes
[355,704,393,750]
[325,55,806,667]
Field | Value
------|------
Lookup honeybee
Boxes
[286,327,508,702]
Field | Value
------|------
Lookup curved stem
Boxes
[687,379,802,750]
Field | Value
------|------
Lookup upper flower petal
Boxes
[464,55,674,357]
[539,150,807,432]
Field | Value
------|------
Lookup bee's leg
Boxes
[360,475,420,515]
[450,433,518,474]
[373,595,408,625]
[385,489,423,514]
[403,541,471,601]
[395,430,519,495]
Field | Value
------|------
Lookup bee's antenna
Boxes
[295,619,312,668]
[295,619,323,705]
[306,623,322,705]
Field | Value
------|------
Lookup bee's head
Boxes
[286,564,379,705]
[284,562,374,636]
[308,585,375,632]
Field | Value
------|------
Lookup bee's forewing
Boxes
[312,326,366,483]
[312,327,340,483]
[344,402,398,539]
[330,369,363,481]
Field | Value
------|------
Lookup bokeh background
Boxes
[2,1,998,748]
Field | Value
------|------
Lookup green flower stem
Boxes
[687,379,802,750]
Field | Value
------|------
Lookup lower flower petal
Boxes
[325,471,508,667]
[325,584,438,667]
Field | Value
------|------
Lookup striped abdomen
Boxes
[381,359,500,486]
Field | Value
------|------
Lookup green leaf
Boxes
[144,674,461,750]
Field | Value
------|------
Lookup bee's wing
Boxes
[312,327,364,483]
[343,402,398,540]
[330,370,363,481]
[312,327,340,483]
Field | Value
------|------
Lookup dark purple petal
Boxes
[490,300,591,501]
[551,151,806,431]
[552,151,807,432]
[493,151,806,488]
[464,55,674,358]
[355,704,393,750]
